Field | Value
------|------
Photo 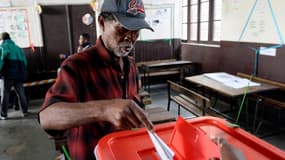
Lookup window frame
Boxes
[182,0,221,44]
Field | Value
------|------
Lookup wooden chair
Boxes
[167,80,220,117]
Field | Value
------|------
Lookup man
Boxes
[39,0,154,159]
[0,32,28,120]
[59,33,92,60]
[77,33,92,52]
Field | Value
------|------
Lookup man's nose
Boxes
[124,31,139,42]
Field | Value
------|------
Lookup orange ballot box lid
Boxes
[95,116,285,160]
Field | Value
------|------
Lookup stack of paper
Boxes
[204,72,260,89]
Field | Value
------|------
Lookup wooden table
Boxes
[141,60,194,92]
[185,73,279,128]
[185,74,278,98]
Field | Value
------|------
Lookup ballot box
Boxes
[95,116,285,160]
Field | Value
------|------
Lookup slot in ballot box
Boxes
[95,117,285,160]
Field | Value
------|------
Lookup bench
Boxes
[137,59,180,89]
[136,59,194,92]
[136,59,180,76]
[167,80,221,117]
[237,72,285,134]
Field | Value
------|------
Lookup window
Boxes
[182,0,222,43]
[181,0,189,41]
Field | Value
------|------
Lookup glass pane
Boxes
[190,5,198,22]
[182,0,188,6]
[213,21,221,41]
[200,22,208,41]
[201,0,208,2]
[214,0,222,20]
[182,23,188,40]
[191,0,198,5]
[200,1,209,22]
[182,7,188,23]
[190,23,197,41]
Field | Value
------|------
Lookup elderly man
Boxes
[39,0,154,159]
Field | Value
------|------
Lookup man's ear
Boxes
[98,16,105,32]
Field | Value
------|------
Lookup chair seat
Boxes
[145,107,176,124]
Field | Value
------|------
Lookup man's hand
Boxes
[212,137,245,160]
[92,99,153,131]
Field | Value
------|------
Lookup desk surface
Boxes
[142,60,193,69]
[185,74,278,97]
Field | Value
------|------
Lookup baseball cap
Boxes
[101,0,154,31]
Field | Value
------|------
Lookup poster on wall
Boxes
[140,5,174,40]
[0,8,31,48]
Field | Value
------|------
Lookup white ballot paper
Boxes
[147,130,175,160]
[204,72,260,89]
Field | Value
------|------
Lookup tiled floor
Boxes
[0,83,284,160]
[0,99,58,160]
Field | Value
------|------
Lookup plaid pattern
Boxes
[40,37,139,160]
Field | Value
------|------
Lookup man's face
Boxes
[102,20,139,57]
[78,35,86,46]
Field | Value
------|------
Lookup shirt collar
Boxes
[95,36,116,65]
[95,36,129,67]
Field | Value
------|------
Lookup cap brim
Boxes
[113,13,154,32]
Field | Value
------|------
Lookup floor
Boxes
[0,99,58,160]
[0,84,284,160]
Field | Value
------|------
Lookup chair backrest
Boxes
[167,80,210,109]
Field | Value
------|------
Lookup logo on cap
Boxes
[127,0,145,16]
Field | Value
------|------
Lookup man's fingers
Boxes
[130,101,153,131]
[126,109,142,128]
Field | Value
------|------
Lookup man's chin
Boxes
[115,52,130,57]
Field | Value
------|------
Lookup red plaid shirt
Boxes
[40,37,140,160]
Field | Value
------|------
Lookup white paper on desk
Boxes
[147,130,175,160]
[223,78,261,89]
[204,72,238,83]
[204,72,260,89]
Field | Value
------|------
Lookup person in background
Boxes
[76,33,92,52]
[9,90,20,111]
[39,0,154,159]
[0,32,28,120]
[59,33,92,60]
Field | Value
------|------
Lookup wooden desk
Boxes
[185,73,278,128]
[185,74,278,98]
[141,60,194,92]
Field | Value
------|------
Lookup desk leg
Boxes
[147,71,150,93]
[179,68,184,84]
[245,97,250,131]
[253,98,262,133]
[210,91,218,108]
[143,70,146,90]
[202,99,206,116]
